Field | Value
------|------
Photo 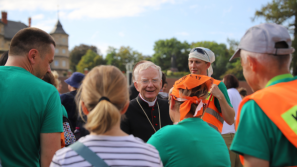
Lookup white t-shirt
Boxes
[50,135,162,167]
[221,88,242,134]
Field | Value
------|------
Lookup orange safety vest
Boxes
[202,79,224,132]
[236,79,297,165]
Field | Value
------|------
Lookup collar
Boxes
[265,73,293,88]
[139,94,157,107]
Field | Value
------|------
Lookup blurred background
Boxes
[0,0,295,94]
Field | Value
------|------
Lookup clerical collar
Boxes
[139,94,157,107]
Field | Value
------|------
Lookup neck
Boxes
[5,55,34,74]
[256,69,290,91]
[139,94,157,106]
[91,120,128,136]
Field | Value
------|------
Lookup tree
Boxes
[105,46,150,72]
[253,0,297,75]
[191,41,231,80]
[221,39,245,80]
[152,38,190,71]
[76,49,105,73]
[69,44,98,72]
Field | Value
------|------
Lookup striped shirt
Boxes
[50,135,162,167]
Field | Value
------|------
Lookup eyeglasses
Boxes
[190,48,210,62]
[138,79,160,85]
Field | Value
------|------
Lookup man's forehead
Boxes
[189,57,204,61]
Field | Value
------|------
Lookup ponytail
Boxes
[85,100,121,134]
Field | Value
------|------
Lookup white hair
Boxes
[133,61,162,81]
[240,50,291,70]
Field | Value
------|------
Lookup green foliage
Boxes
[152,38,190,71]
[69,44,98,72]
[76,49,105,73]
[221,39,245,80]
[253,0,297,75]
[222,59,245,80]
[105,46,150,72]
[165,71,190,78]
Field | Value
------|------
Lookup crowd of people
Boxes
[0,22,296,167]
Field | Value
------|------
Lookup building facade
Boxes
[0,11,70,76]
[49,20,70,76]
[0,11,28,54]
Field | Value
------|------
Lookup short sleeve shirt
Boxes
[214,82,233,113]
[0,66,63,167]
[148,118,230,167]
[230,74,297,166]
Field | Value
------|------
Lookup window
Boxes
[62,38,66,43]
[62,49,66,54]
[55,49,59,54]
[62,60,66,67]
[54,60,59,66]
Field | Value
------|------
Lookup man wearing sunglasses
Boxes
[188,47,235,133]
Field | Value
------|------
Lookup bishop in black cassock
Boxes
[121,94,172,142]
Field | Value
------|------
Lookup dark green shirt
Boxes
[148,118,230,167]
[0,66,63,167]
[230,74,297,166]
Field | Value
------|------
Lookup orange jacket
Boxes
[236,79,297,165]
[202,79,224,132]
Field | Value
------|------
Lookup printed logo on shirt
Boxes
[281,105,297,134]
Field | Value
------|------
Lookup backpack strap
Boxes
[69,142,109,167]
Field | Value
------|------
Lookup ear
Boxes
[134,81,140,92]
[170,96,175,110]
[81,101,90,115]
[206,62,211,68]
[27,49,39,65]
[247,55,257,72]
[120,101,130,115]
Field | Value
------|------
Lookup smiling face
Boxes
[134,66,162,102]
[188,58,210,75]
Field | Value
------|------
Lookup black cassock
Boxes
[121,95,173,142]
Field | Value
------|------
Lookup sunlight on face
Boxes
[135,66,161,102]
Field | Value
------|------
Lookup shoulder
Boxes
[150,125,181,140]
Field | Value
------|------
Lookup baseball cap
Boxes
[230,23,295,61]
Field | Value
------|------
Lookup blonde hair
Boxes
[51,71,61,89]
[133,61,162,81]
[77,65,128,134]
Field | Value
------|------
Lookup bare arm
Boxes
[244,154,269,167]
[40,133,61,167]
[210,84,235,125]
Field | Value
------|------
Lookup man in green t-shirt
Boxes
[229,23,297,166]
[188,47,234,131]
[0,28,63,167]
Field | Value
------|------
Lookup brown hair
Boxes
[173,84,209,116]
[223,74,239,89]
[9,27,56,57]
[42,72,58,88]
[238,87,247,97]
[77,65,128,134]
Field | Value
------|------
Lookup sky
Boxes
[1,0,273,56]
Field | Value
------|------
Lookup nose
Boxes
[47,65,51,73]
[147,80,154,87]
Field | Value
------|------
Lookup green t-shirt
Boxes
[214,82,233,113]
[230,74,297,166]
[62,105,68,118]
[147,118,231,167]
[0,66,63,167]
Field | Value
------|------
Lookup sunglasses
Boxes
[190,48,210,62]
